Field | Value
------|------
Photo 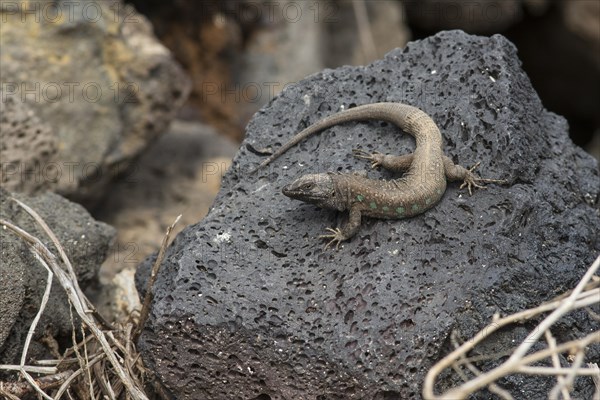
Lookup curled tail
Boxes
[250,102,436,173]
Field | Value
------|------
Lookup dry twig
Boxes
[423,255,600,399]
[135,214,182,342]
[0,199,182,399]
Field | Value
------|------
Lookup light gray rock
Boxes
[0,93,58,194]
[0,0,190,204]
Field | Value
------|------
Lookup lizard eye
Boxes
[303,183,315,190]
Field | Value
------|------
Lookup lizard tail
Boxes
[250,102,437,173]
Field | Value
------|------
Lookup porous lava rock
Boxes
[136,31,600,399]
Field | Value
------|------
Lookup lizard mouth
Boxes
[282,184,305,198]
[281,184,294,197]
[282,184,328,202]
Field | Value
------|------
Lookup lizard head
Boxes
[282,173,340,210]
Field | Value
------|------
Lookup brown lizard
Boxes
[251,102,505,249]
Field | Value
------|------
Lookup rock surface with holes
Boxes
[0,94,58,194]
[136,31,600,399]
[0,0,189,205]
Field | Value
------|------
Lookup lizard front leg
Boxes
[319,206,362,250]
[352,149,414,173]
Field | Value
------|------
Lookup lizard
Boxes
[250,102,505,249]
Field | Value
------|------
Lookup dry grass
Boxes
[424,255,600,399]
[0,198,179,400]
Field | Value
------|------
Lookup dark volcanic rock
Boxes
[136,31,600,399]
[0,188,115,364]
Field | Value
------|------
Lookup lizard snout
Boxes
[281,183,294,197]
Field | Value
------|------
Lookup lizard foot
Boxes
[319,227,347,250]
[460,162,508,195]
[352,149,384,169]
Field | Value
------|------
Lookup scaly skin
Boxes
[252,102,505,249]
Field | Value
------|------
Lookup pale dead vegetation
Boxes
[0,198,179,399]
[424,255,600,399]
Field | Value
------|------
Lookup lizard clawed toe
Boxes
[468,161,482,173]
[351,148,368,157]
[319,227,346,250]
[352,149,384,169]
[460,162,507,195]
[460,177,486,196]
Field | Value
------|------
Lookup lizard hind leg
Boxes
[443,157,507,195]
